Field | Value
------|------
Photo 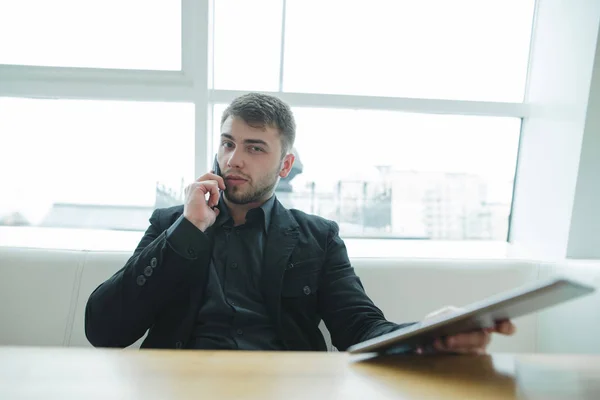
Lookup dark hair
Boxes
[221,93,296,157]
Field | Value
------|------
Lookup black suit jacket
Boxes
[85,199,410,351]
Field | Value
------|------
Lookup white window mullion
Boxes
[277,0,288,92]
[0,65,193,102]
[181,0,194,79]
[209,89,530,118]
[185,0,211,178]
[0,64,187,82]
[0,79,193,102]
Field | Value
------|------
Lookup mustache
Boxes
[223,171,251,180]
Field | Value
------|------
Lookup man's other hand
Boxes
[416,306,516,355]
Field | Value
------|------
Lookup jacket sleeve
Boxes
[85,209,211,348]
[317,221,414,351]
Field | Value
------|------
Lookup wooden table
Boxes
[1,347,599,399]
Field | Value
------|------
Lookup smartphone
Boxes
[212,154,222,177]
[211,155,222,209]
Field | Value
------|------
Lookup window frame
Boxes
[0,0,533,244]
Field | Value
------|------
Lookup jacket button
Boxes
[175,341,183,349]
[187,248,196,258]
[288,263,294,269]
[136,275,147,286]
[303,285,311,295]
[150,257,158,268]
[144,265,153,277]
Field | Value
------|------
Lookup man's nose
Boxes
[227,149,244,169]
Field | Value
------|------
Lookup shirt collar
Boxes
[214,193,276,233]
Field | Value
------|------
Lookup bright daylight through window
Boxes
[0,0,181,70]
[0,0,535,245]
[0,98,194,230]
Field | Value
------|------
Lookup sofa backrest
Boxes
[2,246,597,354]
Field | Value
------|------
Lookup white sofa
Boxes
[1,246,599,354]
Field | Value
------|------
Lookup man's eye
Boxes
[222,141,234,148]
[251,146,265,152]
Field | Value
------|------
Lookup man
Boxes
[85,93,514,353]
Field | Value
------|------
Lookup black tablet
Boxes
[347,276,595,354]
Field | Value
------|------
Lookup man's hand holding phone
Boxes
[183,172,226,232]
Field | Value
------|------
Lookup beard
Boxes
[224,167,280,205]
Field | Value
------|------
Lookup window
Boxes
[1,1,536,249]
[283,0,535,101]
[212,0,535,101]
[212,0,283,90]
[212,105,520,240]
[0,98,193,230]
[0,0,181,70]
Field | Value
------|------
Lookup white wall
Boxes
[536,259,600,353]
[567,39,600,259]
[510,0,600,260]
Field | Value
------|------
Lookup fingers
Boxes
[418,320,516,357]
[203,181,221,208]
[495,320,516,335]
[187,180,221,207]
[432,331,490,354]
[433,342,486,355]
[446,331,489,349]
[449,347,487,355]
[198,172,226,190]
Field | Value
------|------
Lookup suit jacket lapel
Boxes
[262,199,299,328]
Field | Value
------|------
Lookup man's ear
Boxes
[279,153,296,178]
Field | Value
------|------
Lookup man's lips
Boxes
[225,175,248,181]
[224,175,249,185]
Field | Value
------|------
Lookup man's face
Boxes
[218,116,294,205]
